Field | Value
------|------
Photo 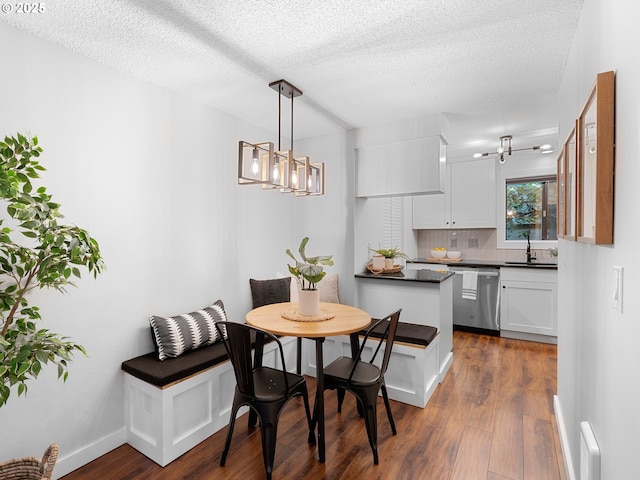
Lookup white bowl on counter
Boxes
[447,251,461,259]
[430,249,446,258]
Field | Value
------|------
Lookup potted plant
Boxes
[286,237,333,315]
[0,133,105,408]
[369,246,410,270]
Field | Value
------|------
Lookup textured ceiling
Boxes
[1,0,584,157]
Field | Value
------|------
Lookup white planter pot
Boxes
[372,254,385,270]
[298,289,320,316]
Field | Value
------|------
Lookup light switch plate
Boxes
[612,266,623,313]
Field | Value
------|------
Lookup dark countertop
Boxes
[408,258,558,270]
[355,269,455,283]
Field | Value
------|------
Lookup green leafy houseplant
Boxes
[369,246,410,260]
[286,237,333,290]
[0,133,104,407]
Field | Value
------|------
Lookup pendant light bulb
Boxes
[251,147,259,175]
[272,162,280,181]
[291,170,298,187]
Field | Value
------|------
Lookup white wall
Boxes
[556,0,640,478]
[0,23,350,477]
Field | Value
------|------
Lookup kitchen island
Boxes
[354,268,454,388]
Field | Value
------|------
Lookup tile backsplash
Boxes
[416,229,558,263]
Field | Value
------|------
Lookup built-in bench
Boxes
[300,321,442,408]
[122,317,441,466]
[121,332,297,467]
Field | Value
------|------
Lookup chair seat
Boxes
[324,357,381,386]
[253,367,307,400]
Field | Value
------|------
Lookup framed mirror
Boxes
[563,124,577,240]
[577,71,615,245]
[557,151,565,239]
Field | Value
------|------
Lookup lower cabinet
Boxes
[500,267,557,343]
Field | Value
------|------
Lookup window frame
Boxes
[497,159,559,250]
[505,175,557,242]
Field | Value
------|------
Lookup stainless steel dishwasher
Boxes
[449,266,500,334]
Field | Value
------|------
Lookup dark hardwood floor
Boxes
[61,331,567,480]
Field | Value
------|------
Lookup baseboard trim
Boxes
[554,395,576,480]
[439,351,453,381]
[53,428,126,480]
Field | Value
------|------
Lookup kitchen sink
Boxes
[504,261,557,266]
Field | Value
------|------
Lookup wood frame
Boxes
[556,151,565,238]
[577,71,615,244]
[562,123,578,241]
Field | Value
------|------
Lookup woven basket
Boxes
[0,444,58,480]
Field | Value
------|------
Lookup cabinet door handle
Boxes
[502,285,506,288]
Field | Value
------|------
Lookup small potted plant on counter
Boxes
[369,246,410,271]
[286,237,333,316]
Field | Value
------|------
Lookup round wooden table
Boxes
[246,302,371,463]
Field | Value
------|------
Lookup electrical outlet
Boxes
[450,238,457,248]
[468,238,478,248]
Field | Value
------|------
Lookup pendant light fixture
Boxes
[238,79,324,195]
[472,135,554,164]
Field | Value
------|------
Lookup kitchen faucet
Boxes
[526,230,536,263]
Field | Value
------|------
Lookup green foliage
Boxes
[369,246,410,260]
[0,133,104,407]
[286,237,333,290]
[506,182,542,240]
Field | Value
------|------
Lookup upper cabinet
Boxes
[356,136,447,198]
[413,158,496,229]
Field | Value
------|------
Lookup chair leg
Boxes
[220,403,240,467]
[260,418,278,480]
[336,388,346,413]
[380,384,397,435]
[301,387,316,445]
[358,390,380,465]
[310,392,319,443]
[296,337,302,374]
[248,409,258,428]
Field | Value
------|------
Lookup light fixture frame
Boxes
[237,79,324,195]
[238,141,274,185]
[473,134,554,164]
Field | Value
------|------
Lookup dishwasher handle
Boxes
[451,270,500,277]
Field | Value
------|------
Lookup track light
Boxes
[472,135,554,164]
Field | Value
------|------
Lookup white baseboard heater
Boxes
[580,421,601,480]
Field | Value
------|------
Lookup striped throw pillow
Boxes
[150,300,227,361]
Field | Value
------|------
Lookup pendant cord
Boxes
[277,86,281,151]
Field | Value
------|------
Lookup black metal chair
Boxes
[249,277,303,374]
[214,321,314,480]
[312,309,401,464]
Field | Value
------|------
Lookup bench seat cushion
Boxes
[122,329,275,388]
[122,341,229,388]
[360,321,438,347]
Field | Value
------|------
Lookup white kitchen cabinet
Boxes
[412,158,496,229]
[500,267,557,343]
[356,136,446,198]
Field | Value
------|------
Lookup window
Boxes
[382,197,402,248]
[505,175,557,241]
